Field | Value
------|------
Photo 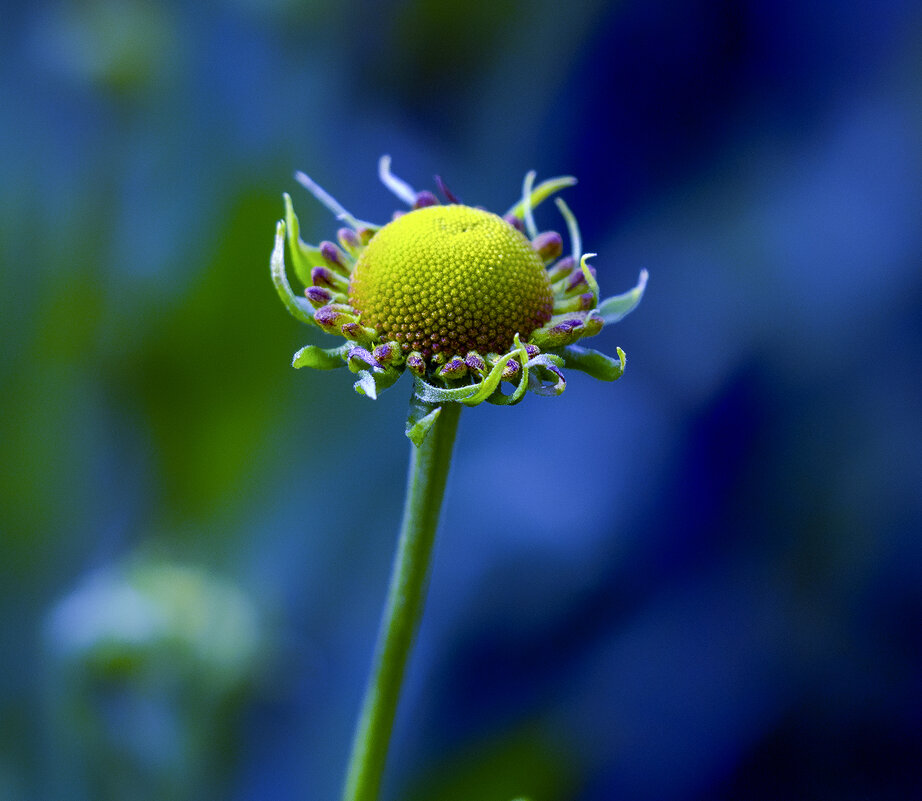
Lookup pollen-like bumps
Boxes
[348,205,553,360]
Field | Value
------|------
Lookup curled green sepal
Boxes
[520,170,538,239]
[284,193,327,286]
[412,343,514,406]
[354,366,401,399]
[292,342,349,369]
[271,220,316,326]
[486,334,531,405]
[505,175,577,220]
[554,197,582,263]
[555,344,626,382]
[579,253,600,304]
[405,397,442,446]
[526,353,566,396]
[598,269,648,325]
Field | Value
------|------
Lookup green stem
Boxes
[341,402,462,801]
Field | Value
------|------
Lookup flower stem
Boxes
[341,401,462,801]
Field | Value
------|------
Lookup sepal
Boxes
[412,344,511,406]
[271,221,316,325]
[353,366,402,399]
[555,345,626,382]
[405,397,442,446]
[292,342,350,370]
[283,194,326,286]
[526,353,566,396]
[598,269,648,324]
[554,197,582,263]
[505,175,577,220]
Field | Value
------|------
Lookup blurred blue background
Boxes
[2,1,921,799]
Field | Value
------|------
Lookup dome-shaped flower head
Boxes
[271,156,647,444]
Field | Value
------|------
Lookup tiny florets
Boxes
[348,205,553,360]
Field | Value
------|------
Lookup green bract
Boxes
[270,156,647,444]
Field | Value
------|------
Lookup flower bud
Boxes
[553,292,594,314]
[314,304,357,334]
[564,263,597,294]
[373,341,404,367]
[406,352,426,377]
[311,265,347,291]
[356,227,376,245]
[413,191,439,209]
[501,359,521,381]
[338,227,362,257]
[547,255,576,283]
[347,345,381,372]
[530,317,585,348]
[532,231,563,263]
[320,241,351,275]
[504,214,525,233]
[464,351,487,374]
[437,356,468,380]
[305,286,333,307]
[341,322,377,347]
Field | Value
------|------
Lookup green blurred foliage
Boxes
[0,190,295,567]
[108,191,294,527]
[404,723,578,801]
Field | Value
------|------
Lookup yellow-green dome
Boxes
[348,205,553,359]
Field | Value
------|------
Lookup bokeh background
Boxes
[2,1,921,799]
